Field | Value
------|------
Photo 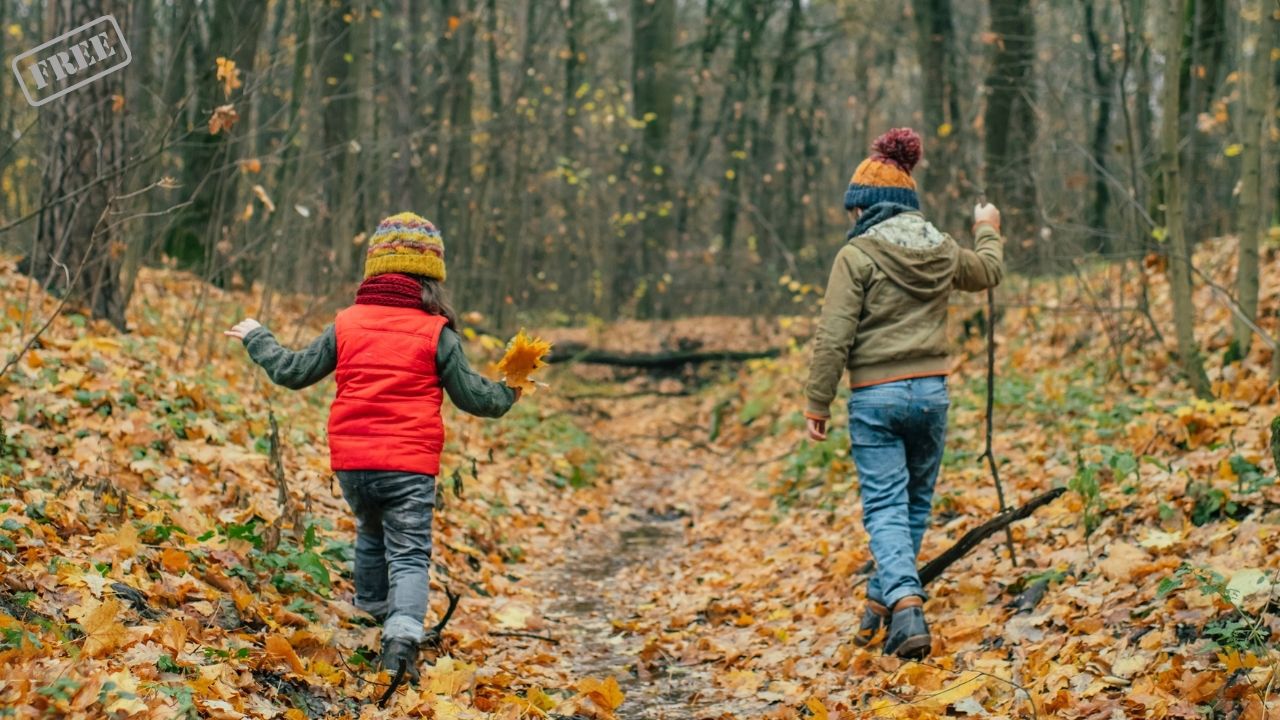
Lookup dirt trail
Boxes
[518,396,754,719]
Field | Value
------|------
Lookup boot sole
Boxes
[892,634,932,660]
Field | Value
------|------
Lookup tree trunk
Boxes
[438,0,477,302]
[912,0,965,232]
[717,0,771,273]
[983,0,1040,269]
[1160,0,1212,398]
[22,0,127,329]
[677,0,726,239]
[1081,0,1113,254]
[171,0,268,271]
[391,0,427,211]
[631,0,676,317]
[321,1,360,287]
[1181,0,1228,240]
[561,0,582,157]
[1232,0,1275,359]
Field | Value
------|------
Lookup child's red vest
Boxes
[328,304,448,476]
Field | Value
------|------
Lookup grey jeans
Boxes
[336,470,435,642]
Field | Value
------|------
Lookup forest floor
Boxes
[3,236,1280,719]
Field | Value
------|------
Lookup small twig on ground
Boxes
[423,588,461,648]
[491,631,560,645]
[376,664,408,709]
[268,409,289,510]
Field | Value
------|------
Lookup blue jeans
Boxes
[337,471,436,642]
[847,376,949,609]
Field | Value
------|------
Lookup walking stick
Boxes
[977,199,1018,567]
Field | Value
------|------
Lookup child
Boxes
[802,129,1004,659]
[226,212,519,682]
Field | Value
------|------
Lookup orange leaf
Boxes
[576,676,624,711]
[160,547,190,574]
[264,634,306,674]
[70,598,128,657]
[109,522,140,559]
[497,330,553,394]
[158,616,188,655]
[209,104,239,135]
[215,56,243,98]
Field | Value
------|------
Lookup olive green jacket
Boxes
[804,213,1004,419]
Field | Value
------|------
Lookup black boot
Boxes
[883,598,931,660]
[380,637,421,685]
[852,600,890,648]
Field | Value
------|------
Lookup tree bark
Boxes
[320,1,360,286]
[1233,0,1275,358]
[1160,0,1212,398]
[717,0,772,267]
[983,0,1040,269]
[22,0,127,329]
[912,0,965,232]
[1081,0,1113,254]
[631,0,676,317]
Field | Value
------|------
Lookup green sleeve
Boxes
[803,245,868,419]
[953,222,1005,291]
[242,325,337,389]
[436,328,517,418]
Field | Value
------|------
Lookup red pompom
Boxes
[872,128,922,172]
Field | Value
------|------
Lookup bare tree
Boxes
[1232,0,1276,358]
[21,0,127,329]
[1160,0,1212,398]
[983,0,1039,266]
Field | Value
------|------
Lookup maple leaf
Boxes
[576,676,624,711]
[215,57,242,98]
[804,697,830,720]
[102,670,147,715]
[264,634,306,674]
[160,547,190,574]
[427,656,477,696]
[497,330,553,394]
[157,616,188,655]
[69,597,128,657]
[209,105,240,135]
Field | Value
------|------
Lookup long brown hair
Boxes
[418,276,459,331]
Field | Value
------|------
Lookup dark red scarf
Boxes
[355,273,422,309]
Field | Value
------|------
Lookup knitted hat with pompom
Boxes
[363,212,446,281]
[844,128,923,212]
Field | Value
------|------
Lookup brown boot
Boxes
[852,600,891,647]
[883,596,931,660]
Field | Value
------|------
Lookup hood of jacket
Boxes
[849,211,957,301]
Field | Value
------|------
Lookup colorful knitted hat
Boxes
[844,128,922,212]
[363,212,446,281]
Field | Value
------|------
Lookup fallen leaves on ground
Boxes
[3,233,1280,718]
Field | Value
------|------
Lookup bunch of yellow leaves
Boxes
[497,330,553,394]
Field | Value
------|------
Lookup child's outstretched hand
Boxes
[224,318,262,340]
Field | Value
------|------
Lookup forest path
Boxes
[514,392,759,719]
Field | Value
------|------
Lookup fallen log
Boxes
[919,487,1067,586]
[547,343,781,369]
